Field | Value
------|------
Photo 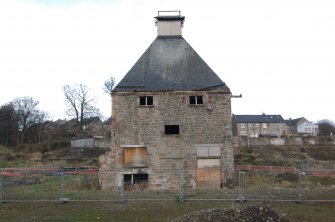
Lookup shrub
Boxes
[304,146,335,161]
[40,147,49,155]
[50,141,70,150]
[275,172,298,183]
[41,152,51,159]
[65,175,101,191]
[244,155,255,164]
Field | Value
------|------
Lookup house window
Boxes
[165,125,180,134]
[241,123,245,129]
[263,123,267,129]
[255,123,259,128]
[248,123,252,128]
[123,147,147,168]
[189,96,203,105]
[139,96,153,106]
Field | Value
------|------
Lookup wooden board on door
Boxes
[197,159,221,189]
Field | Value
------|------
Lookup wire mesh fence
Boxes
[0,167,334,203]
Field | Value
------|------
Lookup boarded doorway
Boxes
[197,159,221,189]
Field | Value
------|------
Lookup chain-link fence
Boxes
[1,167,334,203]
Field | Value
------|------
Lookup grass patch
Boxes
[0,145,13,155]
[0,161,9,168]
[304,146,335,161]
[0,201,334,222]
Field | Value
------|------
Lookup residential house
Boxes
[99,11,234,190]
[286,117,319,136]
[232,114,288,137]
[72,116,104,138]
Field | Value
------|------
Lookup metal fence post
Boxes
[297,171,304,203]
[238,170,245,202]
[0,169,3,203]
[60,169,64,200]
[119,178,125,204]
[179,159,184,203]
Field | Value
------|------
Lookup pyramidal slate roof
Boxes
[114,36,230,92]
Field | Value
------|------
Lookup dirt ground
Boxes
[172,205,290,222]
[0,201,334,222]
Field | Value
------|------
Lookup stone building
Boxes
[99,11,234,190]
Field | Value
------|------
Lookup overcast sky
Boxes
[0,0,334,122]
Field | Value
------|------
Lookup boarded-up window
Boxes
[196,146,220,157]
[123,147,147,168]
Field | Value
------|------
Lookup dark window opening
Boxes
[189,96,203,105]
[146,96,153,105]
[165,125,180,134]
[139,96,153,106]
[124,173,148,190]
[139,97,146,105]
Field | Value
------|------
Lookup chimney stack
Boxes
[155,10,185,36]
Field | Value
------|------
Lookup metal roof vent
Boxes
[154,10,185,36]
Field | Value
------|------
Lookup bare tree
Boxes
[63,83,100,137]
[318,120,335,136]
[103,76,116,96]
[103,76,115,120]
[27,110,49,143]
[12,97,46,143]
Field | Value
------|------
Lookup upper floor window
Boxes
[262,123,267,129]
[248,123,252,128]
[139,96,153,106]
[189,96,203,105]
[241,123,245,128]
[255,123,259,128]
[165,125,180,135]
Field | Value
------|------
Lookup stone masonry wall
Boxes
[99,89,234,190]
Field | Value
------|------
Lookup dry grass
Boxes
[0,200,334,222]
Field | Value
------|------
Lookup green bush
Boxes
[50,141,70,150]
[40,147,49,155]
[0,161,8,168]
[244,155,256,164]
[275,172,298,183]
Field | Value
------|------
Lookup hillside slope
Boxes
[234,144,335,169]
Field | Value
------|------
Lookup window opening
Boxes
[165,125,180,134]
[189,96,203,105]
[124,173,148,190]
[139,96,153,106]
